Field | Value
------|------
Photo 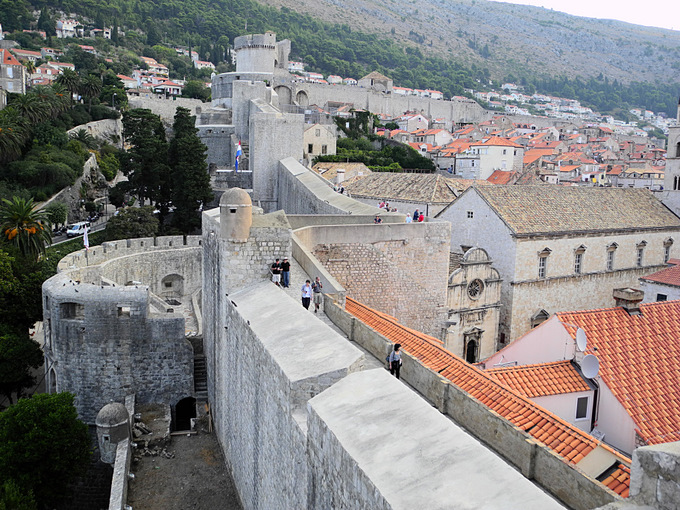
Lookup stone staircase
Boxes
[193,355,208,400]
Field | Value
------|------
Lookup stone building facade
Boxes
[438,185,680,345]
[446,248,501,361]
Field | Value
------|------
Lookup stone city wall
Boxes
[324,300,621,510]
[273,79,491,125]
[206,283,365,510]
[43,272,193,423]
[127,95,205,126]
[108,394,135,510]
[205,281,564,510]
[277,157,393,216]
[44,236,201,422]
[295,221,450,338]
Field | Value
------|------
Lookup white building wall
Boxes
[595,382,637,455]
[532,390,595,433]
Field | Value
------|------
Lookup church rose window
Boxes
[467,279,484,299]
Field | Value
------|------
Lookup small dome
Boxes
[95,402,129,427]
[220,188,252,207]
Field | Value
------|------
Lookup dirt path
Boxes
[127,421,242,510]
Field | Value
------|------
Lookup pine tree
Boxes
[168,107,212,233]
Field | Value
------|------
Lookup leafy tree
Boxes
[0,329,43,405]
[36,9,54,37]
[44,202,68,228]
[0,479,37,510]
[168,108,212,233]
[0,198,51,261]
[119,109,170,207]
[105,206,159,240]
[182,80,211,101]
[0,393,91,507]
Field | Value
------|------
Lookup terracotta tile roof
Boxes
[345,298,631,488]
[342,173,461,204]
[0,49,22,66]
[557,300,680,445]
[486,360,591,398]
[472,136,523,148]
[599,464,631,497]
[311,162,372,182]
[469,186,680,235]
[487,170,515,185]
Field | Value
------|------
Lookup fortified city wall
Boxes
[43,236,201,422]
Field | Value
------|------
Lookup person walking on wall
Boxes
[312,276,323,313]
[281,257,291,288]
[301,280,313,310]
[388,344,403,379]
[271,258,282,286]
[413,209,420,222]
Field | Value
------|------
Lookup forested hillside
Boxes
[2,0,679,117]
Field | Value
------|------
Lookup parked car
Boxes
[66,221,91,238]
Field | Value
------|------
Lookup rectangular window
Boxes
[657,293,668,302]
[538,256,547,278]
[117,305,131,317]
[502,149,507,155]
[574,253,582,274]
[675,175,680,191]
[315,129,320,136]
[637,248,644,267]
[307,144,313,154]
[467,211,474,219]
[607,250,615,271]
[321,145,327,155]
[576,396,589,420]
[665,245,671,263]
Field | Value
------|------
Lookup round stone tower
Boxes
[95,402,131,464]
[234,32,277,74]
[220,188,252,242]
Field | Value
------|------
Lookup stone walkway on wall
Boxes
[279,257,385,371]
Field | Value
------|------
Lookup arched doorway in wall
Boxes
[161,274,184,301]
[463,328,482,363]
[173,397,196,431]
[295,90,309,107]
[274,85,293,107]
[49,367,57,394]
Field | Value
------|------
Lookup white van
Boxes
[66,221,91,238]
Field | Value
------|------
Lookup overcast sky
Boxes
[490,0,678,31]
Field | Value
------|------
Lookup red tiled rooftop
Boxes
[345,297,631,489]
[600,464,631,497]
[487,360,591,398]
[558,300,680,446]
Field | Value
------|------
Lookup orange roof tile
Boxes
[486,360,592,398]
[558,301,680,446]
[472,136,523,148]
[345,297,631,491]
[487,170,515,185]
[599,464,631,497]
[1,49,22,66]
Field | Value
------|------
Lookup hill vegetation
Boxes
[2,0,679,117]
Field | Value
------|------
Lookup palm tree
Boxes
[79,74,102,113]
[55,69,80,105]
[0,197,52,261]
[9,93,50,124]
[0,115,29,164]
[69,128,98,149]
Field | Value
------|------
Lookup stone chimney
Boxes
[335,168,345,185]
[613,287,644,315]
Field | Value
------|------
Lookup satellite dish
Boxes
[576,328,587,352]
[582,354,600,379]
